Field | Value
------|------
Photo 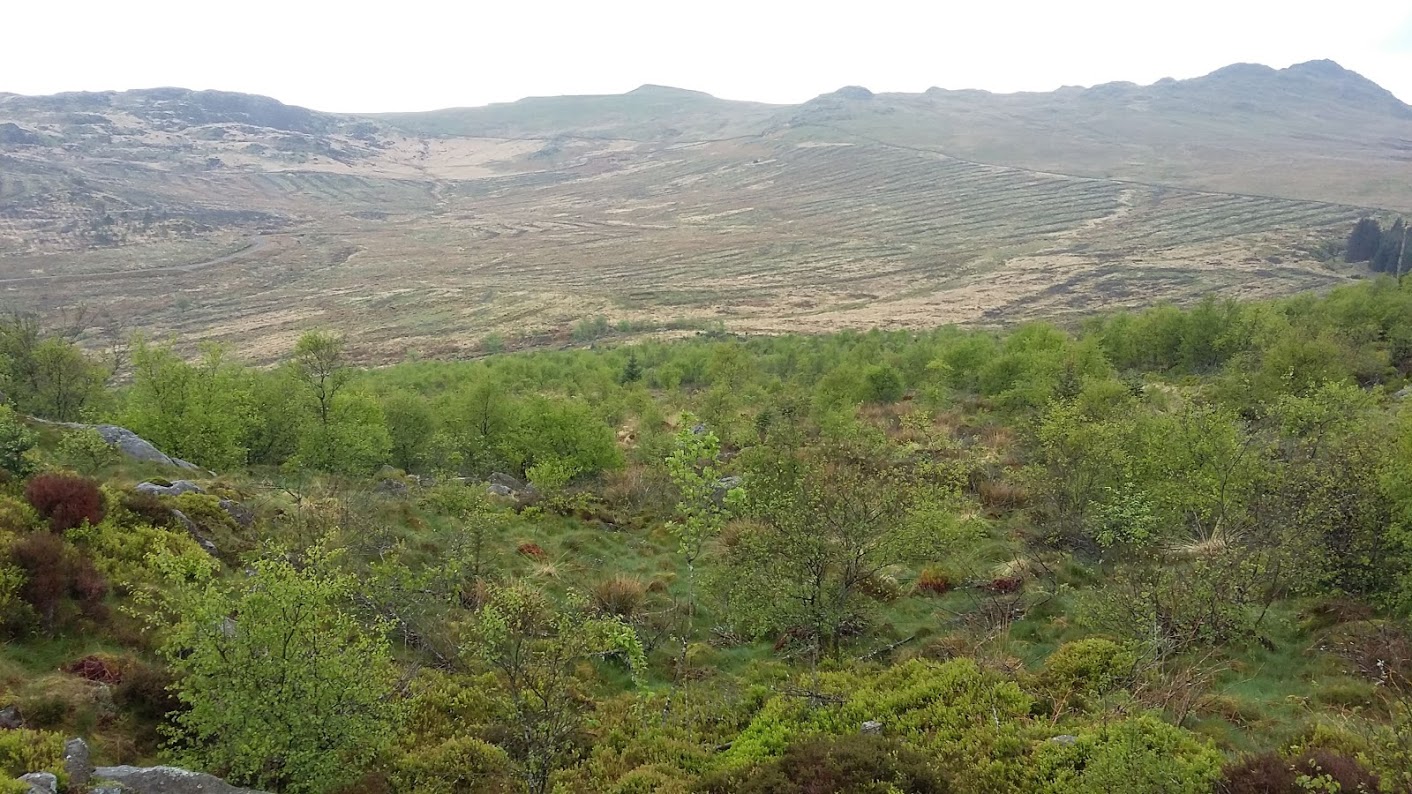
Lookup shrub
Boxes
[117,490,177,528]
[1319,620,1412,690]
[985,576,1022,594]
[1033,714,1222,794]
[699,734,948,793]
[170,493,246,557]
[862,365,905,404]
[517,542,547,560]
[915,567,952,596]
[722,659,1032,791]
[594,575,647,619]
[55,428,117,474]
[0,496,38,534]
[1294,750,1379,793]
[0,407,37,479]
[1219,750,1380,794]
[67,516,211,596]
[976,479,1028,511]
[63,653,125,685]
[1041,638,1138,710]
[23,472,105,532]
[0,728,64,778]
[391,736,517,794]
[8,533,108,630]
[113,658,181,723]
[1219,751,1292,793]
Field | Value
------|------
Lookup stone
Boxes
[1049,734,1079,746]
[486,483,514,498]
[170,510,219,557]
[373,478,410,497]
[88,424,199,470]
[1394,386,1412,400]
[0,704,22,729]
[92,766,269,794]
[690,423,708,436]
[488,471,527,491]
[18,772,56,794]
[711,476,742,507]
[64,738,92,789]
[860,720,883,734]
[218,500,255,529]
[135,480,204,498]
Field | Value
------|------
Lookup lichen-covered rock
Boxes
[92,766,268,794]
[0,705,21,729]
[488,471,528,491]
[217,500,254,529]
[87,425,200,470]
[135,480,204,497]
[64,738,92,789]
[170,510,219,556]
[17,772,56,794]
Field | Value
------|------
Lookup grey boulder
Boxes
[170,510,220,557]
[17,772,56,794]
[64,738,92,789]
[218,499,254,528]
[92,766,269,794]
[135,480,205,497]
[89,425,200,470]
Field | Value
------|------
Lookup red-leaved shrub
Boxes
[1220,749,1380,794]
[63,654,125,685]
[23,472,105,532]
[516,542,547,560]
[915,568,952,596]
[985,576,1022,594]
[9,533,109,631]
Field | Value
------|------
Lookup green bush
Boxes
[862,365,905,404]
[170,493,247,557]
[55,428,117,474]
[1031,714,1222,794]
[699,734,948,793]
[0,496,38,534]
[68,514,211,595]
[0,406,37,479]
[0,728,64,778]
[392,736,517,794]
[722,659,1032,792]
[1040,638,1138,711]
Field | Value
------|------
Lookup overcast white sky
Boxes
[6,0,1412,112]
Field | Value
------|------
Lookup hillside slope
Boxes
[0,61,1408,362]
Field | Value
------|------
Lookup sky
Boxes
[6,0,1412,113]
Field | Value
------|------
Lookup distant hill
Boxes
[374,84,784,141]
[0,61,1408,363]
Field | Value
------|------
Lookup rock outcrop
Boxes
[37,421,201,470]
[18,772,56,794]
[91,765,269,794]
[63,738,92,789]
[135,480,205,497]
